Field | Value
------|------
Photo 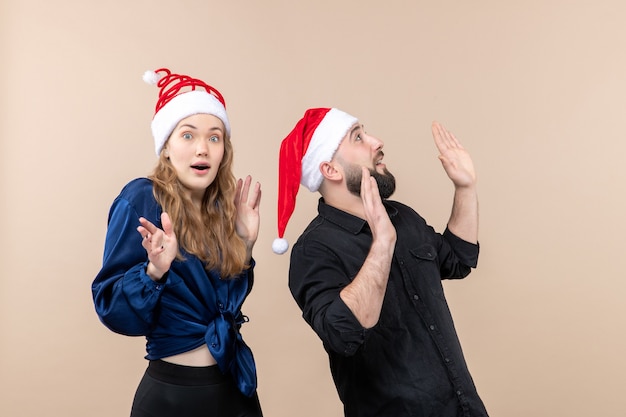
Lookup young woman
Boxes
[92,68,263,417]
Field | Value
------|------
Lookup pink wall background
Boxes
[2,1,625,416]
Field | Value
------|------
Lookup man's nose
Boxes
[367,134,384,150]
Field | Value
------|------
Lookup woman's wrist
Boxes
[146,262,168,282]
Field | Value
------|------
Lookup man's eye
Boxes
[182,133,192,140]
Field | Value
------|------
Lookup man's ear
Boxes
[319,160,342,181]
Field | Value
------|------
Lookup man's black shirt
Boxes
[289,198,488,417]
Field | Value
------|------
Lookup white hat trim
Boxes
[301,108,358,192]
[151,90,231,156]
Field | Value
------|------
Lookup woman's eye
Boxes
[182,133,192,140]
[355,134,362,142]
[210,135,220,142]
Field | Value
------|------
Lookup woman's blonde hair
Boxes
[148,132,248,278]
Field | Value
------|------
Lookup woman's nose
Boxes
[196,139,209,155]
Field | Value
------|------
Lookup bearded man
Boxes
[273,108,488,417]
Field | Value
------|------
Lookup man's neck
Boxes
[320,190,366,220]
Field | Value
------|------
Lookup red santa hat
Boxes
[272,107,358,254]
[143,68,231,156]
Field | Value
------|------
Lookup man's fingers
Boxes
[369,177,381,202]
[432,122,450,150]
[448,131,463,149]
[361,167,384,218]
[433,121,463,151]
[360,167,373,204]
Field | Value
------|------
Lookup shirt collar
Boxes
[317,197,398,234]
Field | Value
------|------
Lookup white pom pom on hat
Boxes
[143,68,231,156]
[274,108,358,254]
[272,238,289,255]
[142,70,159,85]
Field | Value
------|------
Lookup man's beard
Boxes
[343,162,396,199]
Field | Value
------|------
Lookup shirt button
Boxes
[445,358,450,363]
[413,294,419,300]
[429,325,435,330]
[456,390,462,396]
[155,285,161,290]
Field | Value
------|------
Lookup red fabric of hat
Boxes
[273,108,358,254]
